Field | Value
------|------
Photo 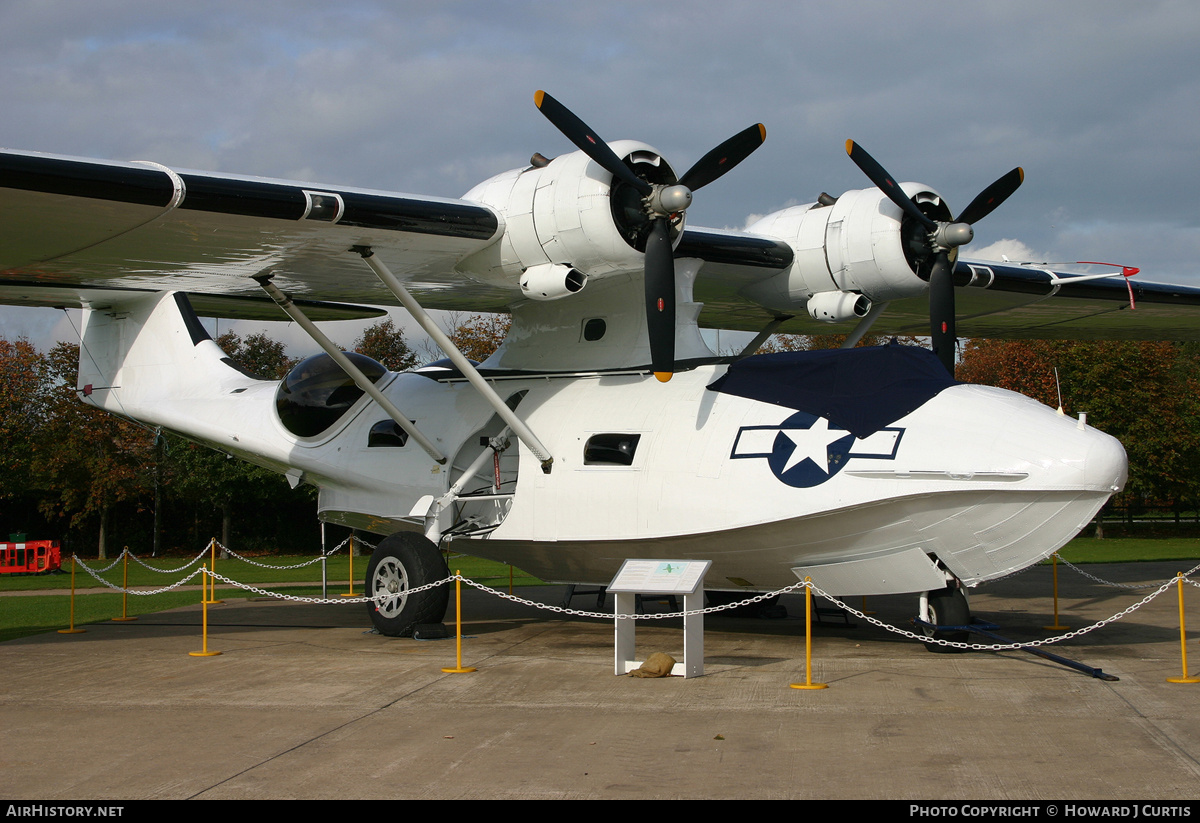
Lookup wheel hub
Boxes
[372,558,409,618]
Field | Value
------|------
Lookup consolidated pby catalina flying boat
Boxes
[4,91,1200,649]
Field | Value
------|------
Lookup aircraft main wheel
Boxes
[365,532,450,637]
[922,585,971,654]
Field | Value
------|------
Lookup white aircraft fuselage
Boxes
[78,290,1126,599]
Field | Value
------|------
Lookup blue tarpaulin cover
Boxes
[706,344,960,438]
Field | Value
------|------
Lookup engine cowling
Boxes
[458,140,682,289]
[740,182,952,315]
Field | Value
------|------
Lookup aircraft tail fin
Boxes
[77,290,274,448]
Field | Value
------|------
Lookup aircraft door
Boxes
[444,390,526,537]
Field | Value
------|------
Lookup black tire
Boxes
[365,532,450,637]
[922,585,971,654]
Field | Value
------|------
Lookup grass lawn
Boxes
[1055,537,1200,565]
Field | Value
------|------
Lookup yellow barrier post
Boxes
[203,539,223,605]
[57,556,86,635]
[790,578,827,690]
[341,535,357,597]
[190,564,222,658]
[1167,572,1199,683]
[1043,553,1069,630]
[442,570,476,673]
[112,548,137,622]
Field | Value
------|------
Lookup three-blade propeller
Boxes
[845,140,1023,374]
[535,90,765,381]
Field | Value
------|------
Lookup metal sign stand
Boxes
[610,560,711,678]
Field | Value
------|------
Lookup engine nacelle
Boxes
[807,290,871,323]
[740,182,951,314]
[458,140,681,289]
[519,262,588,301]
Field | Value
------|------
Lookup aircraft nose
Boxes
[1083,424,1128,492]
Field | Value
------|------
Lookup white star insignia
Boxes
[780,417,847,475]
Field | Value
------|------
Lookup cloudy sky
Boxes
[2,0,1198,352]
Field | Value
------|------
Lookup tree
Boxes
[352,318,418,372]
[440,312,511,362]
[958,339,1200,509]
[759,331,918,353]
[32,342,157,557]
[215,330,296,380]
[0,338,48,504]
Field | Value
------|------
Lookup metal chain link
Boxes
[807,577,1181,651]
[66,545,1196,651]
[203,568,454,606]
[73,557,207,594]
[1056,553,1200,590]
[214,539,334,570]
[126,547,208,574]
[83,552,129,574]
[460,577,810,620]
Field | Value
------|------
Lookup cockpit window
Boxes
[276,352,386,437]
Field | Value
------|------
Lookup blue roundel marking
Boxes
[766,411,856,488]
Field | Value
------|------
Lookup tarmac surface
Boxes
[3,560,1200,800]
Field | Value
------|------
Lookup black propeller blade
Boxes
[644,219,676,380]
[955,166,1024,226]
[535,91,764,382]
[679,123,766,192]
[534,90,651,196]
[845,140,1023,375]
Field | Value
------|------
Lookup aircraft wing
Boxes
[0,148,509,319]
[5,147,1200,339]
[679,228,1200,340]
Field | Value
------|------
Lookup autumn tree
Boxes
[215,330,296,380]
[439,312,512,362]
[352,318,418,372]
[759,332,918,353]
[958,339,1200,509]
[0,338,48,505]
[31,342,157,557]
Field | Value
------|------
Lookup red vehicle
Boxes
[0,540,62,575]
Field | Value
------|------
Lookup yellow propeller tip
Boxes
[654,371,673,383]
[845,139,855,155]
[534,90,545,107]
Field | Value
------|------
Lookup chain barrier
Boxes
[60,541,1197,652]
[74,556,207,595]
[215,538,343,570]
[813,577,1180,651]
[83,551,129,574]
[204,567,451,607]
[463,574,1185,650]
[1056,553,1200,590]
[126,547,208,574]
[458,576,809,619]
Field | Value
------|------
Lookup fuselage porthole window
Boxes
[368,420,411,448]
[584,433,641,466]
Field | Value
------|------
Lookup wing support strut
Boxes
[252,273,448,465]
[735,316,791,360]
[353,246,555,474]
[840,301,890,349]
